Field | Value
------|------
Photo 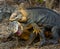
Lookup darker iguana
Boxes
[9,7,60,47]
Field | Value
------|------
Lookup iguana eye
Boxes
[16,14,22,20]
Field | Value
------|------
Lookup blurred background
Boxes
[0,0,60,13]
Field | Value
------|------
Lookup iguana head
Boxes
[8,21,23,36]
[9,3,28,22]
[9,12,27,22]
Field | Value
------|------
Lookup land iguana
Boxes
[9,7,60,47]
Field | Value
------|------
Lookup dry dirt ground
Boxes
[0,19,60,49]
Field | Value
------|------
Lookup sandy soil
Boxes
[0,20,60,49]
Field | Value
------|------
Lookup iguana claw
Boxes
[33,27,40,35]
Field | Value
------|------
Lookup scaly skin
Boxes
[9,7,60,47]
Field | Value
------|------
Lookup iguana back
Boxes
[26,7,60,26]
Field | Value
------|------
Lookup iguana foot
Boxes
[33,27,40,35]
[38,39,48,48]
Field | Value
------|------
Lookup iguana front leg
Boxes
[31,23,41,35]
[23,24,33,30]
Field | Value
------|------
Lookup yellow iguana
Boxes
[9,3,60,47]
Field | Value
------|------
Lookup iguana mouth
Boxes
[16,28,22,36]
